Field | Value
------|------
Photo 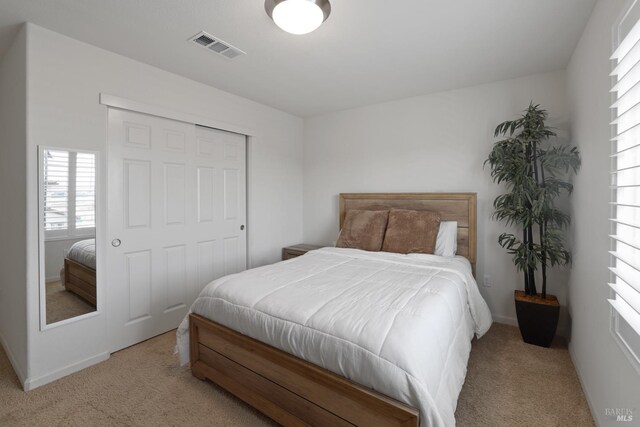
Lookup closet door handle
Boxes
[111,239,122,247]
[240,225,245,231]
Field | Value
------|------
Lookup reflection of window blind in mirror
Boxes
[43,150,69,231]
[43,149,96,238]
[75,153,96,229]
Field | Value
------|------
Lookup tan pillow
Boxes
[336,210,389,252]
[382,209,441,254]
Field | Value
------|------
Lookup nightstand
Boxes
[282,244,323,261]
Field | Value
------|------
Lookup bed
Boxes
[177,193,492,426]
[62,238,97,306]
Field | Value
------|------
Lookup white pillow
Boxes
[435,221,457,257]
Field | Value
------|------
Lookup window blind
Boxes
[75,152,96,229]
[610,17,640,339]
[43,150,69,231]
[42,149,96,238]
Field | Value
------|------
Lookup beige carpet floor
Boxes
[46,281,96,324]
[0,323,593,426]
[457,323,594,426]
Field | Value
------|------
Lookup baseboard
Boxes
[568,344,600,427]
[23,351,109,391]
[491,314,518,326]
[0,331,27,387]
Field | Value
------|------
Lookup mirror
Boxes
[39,147,98,326]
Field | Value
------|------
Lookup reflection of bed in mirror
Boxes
[62,239,97,306]
[45,237,96,325]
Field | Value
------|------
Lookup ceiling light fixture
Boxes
[265,0,331,35]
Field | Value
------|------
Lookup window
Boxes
[43,150,69,232]
[610,9,640,367]
[43,149,96,239]
[75,152,97,230]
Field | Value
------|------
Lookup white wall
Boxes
[0,25,28,386]
[303,71,572,329]
[23,23,304,388]
[567,1,640,425]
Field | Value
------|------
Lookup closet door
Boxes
[106,109,246,352]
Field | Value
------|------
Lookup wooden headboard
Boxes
[339,193,477,272]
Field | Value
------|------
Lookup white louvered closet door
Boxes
[107,109,247,352]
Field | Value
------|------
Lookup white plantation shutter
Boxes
[610,16,640,346]
[43,150,70,232]
[75,152,96,229]
[42,149,96,239]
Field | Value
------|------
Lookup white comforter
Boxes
[177,247,492,426]
[66,238,96,269]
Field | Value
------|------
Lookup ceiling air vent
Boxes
[209,41,229,53]
[189,31,245,60]
[194,34,215,46]
[221,48,243,59]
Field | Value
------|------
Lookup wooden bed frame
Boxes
[63,258,97,306]
[189,192,477,426]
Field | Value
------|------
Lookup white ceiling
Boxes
[0,0,596,117]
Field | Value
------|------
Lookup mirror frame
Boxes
[38,145,102,331]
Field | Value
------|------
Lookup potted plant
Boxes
[485,103,581,347]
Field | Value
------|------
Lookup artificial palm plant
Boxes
[485,103,581,299]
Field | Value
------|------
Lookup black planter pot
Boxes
[514,290,560,348]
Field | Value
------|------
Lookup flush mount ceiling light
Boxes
[265,0,331,35]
